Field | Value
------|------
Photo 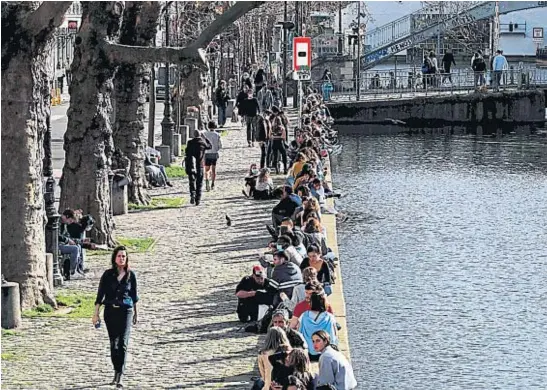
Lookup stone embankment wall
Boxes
[328,90,546,127]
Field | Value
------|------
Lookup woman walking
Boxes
[92,246,139,388]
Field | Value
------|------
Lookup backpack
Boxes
[474,57,486,72]
[421,59,432,74]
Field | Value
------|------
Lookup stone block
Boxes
[179,125,190,145]
[184,118,198,135]
[1,281,21,329]
[157,145,171,167]
[172,133,182,157]
[112,183,128,216]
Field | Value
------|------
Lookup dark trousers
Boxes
[271,139,287,173]
[217,104,227,126]
[237,292,274,322]
[104,306,133,374]
[188,166,204,201]
[57,77,64,93]
[442,67,452,83]
[266,141,273,167]
[246,116,256,142]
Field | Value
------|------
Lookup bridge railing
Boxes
[309,68,547,102]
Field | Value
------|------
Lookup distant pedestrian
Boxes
[421,55,433,88]
[185,129,212,205]
[471,51,486,88]
[441,49,456,84]
[215,80,230,127]
[65,57,71,86]
[254,68,266,94]
[55,62,65,94]
[93,246,139,388]
[428,51,439,86]
[257,81,274,112]
[492,49,508,91]
[241,90,260,147]
[203,121,223,191]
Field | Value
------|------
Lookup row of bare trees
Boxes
[1,0,263,308]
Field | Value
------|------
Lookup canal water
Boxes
[331,131,547,389]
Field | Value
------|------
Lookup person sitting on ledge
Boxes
[290,282,334,330]
[59,209,85,280]
[270,309,307,351]
[272,185,302,229]
[299,244,334,296]
[235,265,274,323]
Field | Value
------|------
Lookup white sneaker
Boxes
[70,272,86,280]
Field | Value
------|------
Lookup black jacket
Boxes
[441,53,456,69]
[255,115,271,142]
[185,137,211,172]
[240,97,260,117]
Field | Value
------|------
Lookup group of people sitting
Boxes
[234,91,356,389]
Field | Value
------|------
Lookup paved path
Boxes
[2,120,277,389]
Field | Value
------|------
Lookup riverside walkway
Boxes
[1,111,349,389]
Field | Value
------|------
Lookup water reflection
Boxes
[331,133,547,389]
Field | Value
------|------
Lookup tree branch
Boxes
[26,2,73,37]
[189,1,265,50]
[104,42,207,69]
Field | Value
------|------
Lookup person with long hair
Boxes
[312,330,357,390]
[298,292,337,362]
[254,168,274,200]
[253,326,292,390]
[93,246,139,388]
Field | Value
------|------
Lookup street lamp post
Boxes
[338,2,343,55]
[43,115,63,287]
[161,4,175,163]
[282,1,288,107]
[357,1,362,101]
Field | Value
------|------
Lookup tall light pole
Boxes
[338,2,343,55]
[282,1,288,107]
[161,3,174,163]
[357,1,362,101]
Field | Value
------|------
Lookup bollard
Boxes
[45,253,54,292]
[157,145,171,167]
[1,280,22,329]
[184,118,198,134]
[179,125,189,145]
[111,183,128,215]
[172,133,182,157]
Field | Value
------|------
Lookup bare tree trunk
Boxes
[60,2,122,246]
[113,2,161,205]
[1,1,71,308]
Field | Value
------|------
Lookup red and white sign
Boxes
[67,20,78,33]
[293,37,311,71]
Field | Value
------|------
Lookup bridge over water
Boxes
[362,1,547,69]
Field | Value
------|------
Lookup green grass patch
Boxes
[86,249,111,257]
[2,329,20,337]
[128,197,185,212]
[22,291,95,319]
[116,236,156,253]
[165,165,187,178]
[1,352,19,361]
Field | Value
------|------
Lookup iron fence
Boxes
[308,68,547,102]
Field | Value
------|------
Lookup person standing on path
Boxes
[203,121,223,191]
[441,49,456,84]
[492,49,508,92]
[185,129,212,205]
[93,246,139,388]
[215,80,230,127]
[241,90,260,147]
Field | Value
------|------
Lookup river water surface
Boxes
[331,132,547,389]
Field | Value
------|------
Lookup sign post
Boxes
[293,37,311,126]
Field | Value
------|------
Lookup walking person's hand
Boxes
[92,313,99,326]
[132,312,138,325]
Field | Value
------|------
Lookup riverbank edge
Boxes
[323,158,351,360]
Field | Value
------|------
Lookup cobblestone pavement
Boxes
[2,120,281,389]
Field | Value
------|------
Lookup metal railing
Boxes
[363,2,482,53]
[309,68,547,102]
